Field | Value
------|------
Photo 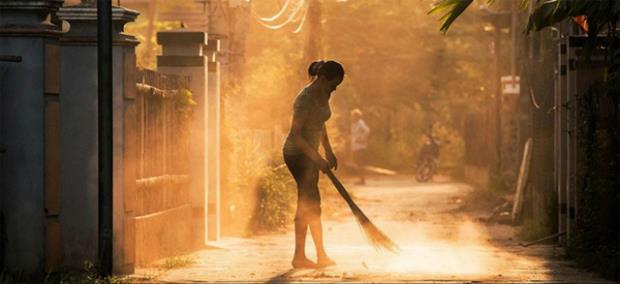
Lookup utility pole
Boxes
[145,0,158,67]
[494,22,502,173]
[96,0,113,276]
[510,0,517,79]
[481,8,511,174]
[511,0,522,166]
[304,0,322,62]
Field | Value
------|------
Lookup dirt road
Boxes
[134,175,610,283]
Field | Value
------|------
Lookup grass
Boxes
[0,261,134,284]
[156,256,196,271]
[488,171,514,193]
[461,185,507,212]
[132,256,197,282]
[517,218,551,242]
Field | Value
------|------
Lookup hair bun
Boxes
[308,60,325,77]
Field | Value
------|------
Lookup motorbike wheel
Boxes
[416,160,433,182]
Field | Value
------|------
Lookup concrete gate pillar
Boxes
[157,30,210,246]
[57,3,139,273]
[0,0,63,275]
[206,36,221,241]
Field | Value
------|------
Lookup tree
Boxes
[432,1,620,280]
[430,0,619,84]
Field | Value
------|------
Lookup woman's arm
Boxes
[321,125,334,154]
[322,125,337,169]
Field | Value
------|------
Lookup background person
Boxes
[350,108,370,185]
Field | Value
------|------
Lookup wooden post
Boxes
[512,138,533,222]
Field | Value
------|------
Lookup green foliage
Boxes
[526,0,620,33]
[429,0,475,34]
[488,170,513,193]
[363,106,425,171]
[125,20,182,69]
[243,0,307,130]
[235,0,490,177]
[527,1,620,88]
[430,0,620,35]
[174,88,196,118]
[251,165,297,232]
[430,0,620,86]
[221,127,270,236]
[321,0,488,172]
[434,123,465,173]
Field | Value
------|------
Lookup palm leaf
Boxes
[524,0,620,33]
[429,0,474,34]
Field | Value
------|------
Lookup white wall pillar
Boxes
[206,37,221,241]
[157,30,210,246]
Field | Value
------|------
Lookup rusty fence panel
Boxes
[133,68,194,266]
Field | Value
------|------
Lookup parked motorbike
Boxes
[415,135,441,182]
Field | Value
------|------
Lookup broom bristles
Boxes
[325,170,401,254]
[352,207,401,253]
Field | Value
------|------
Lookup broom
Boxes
[324,169,401,253]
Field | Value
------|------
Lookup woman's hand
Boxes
[315,157,331,173]
[326,151,338,170]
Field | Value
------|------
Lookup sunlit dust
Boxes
[314,217,548,280]
[385,222,504,275]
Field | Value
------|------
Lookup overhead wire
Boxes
[258,0,293,22]
[292,1,309,33]
[253,0,306,30]
[519,37,542,110]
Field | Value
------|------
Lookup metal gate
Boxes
[554,27,607,242]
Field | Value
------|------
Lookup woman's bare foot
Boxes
[291,257,318,269]
[317,256,336,268]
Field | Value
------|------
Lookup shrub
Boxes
[251,164,296,233]
[488,171,513,193]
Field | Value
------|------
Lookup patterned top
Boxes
[283,87,331,155]
[351,119,370,151]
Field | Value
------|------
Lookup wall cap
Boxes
[157,30,208,46]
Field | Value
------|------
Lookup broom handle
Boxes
[324,169,362,212]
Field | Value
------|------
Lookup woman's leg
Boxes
[302,159,335,267]
[285,154,317,268]
[309,219,335,267]
[354,149,366,184]
[292,217,316,268]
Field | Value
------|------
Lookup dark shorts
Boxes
[283,153,321,222]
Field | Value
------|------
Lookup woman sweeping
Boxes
[283,60,344,269]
